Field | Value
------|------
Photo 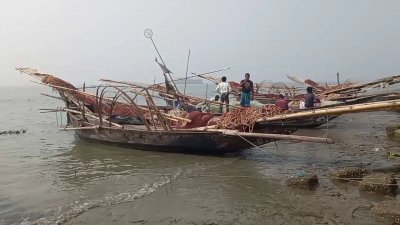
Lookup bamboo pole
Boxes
[201,129,334,144]
[144,89,172,131]
[60,126,99,131]
[31,80,192,123]
[145,100,158,131]
[101,79,240,109]
[258,100,400,122]
[189,99,400,130]
[40,93,62,100]
[107,84,151,130]
[63,108,123,128]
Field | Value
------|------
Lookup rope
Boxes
[234,132,400,186]
[56,110,59,126]
[236,133,322,176]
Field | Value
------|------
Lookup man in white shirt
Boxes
[216,76,231,113]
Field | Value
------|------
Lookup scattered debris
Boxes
[329,167,369,182]
[286,174,318,190]
[359,173,398,196]
[0,129,27,135]
[372,200,400,224]
[386,123,400,140]
[387,151,400,159]
[372,147,381,152]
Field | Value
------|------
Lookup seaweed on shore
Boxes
[0,129,27,135]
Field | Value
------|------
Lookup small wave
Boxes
[21,169,181,225]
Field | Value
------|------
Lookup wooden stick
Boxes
[144,89,172,131]
[31,79,192,123]
[102,82,192,123]
[205,129,334,144]
[107,84,151,130]
[101,79,240,109]
[63,108,123,128]
[40,93,62,100]
[60,126,99,131]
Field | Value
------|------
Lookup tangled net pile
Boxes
[180,112,214,129]
[215,105,282,132]
[40,74,76,90]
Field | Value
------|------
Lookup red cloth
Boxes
[275,99,289,110]
[180,111,214,129]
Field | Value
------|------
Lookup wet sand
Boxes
[64,112,399,225]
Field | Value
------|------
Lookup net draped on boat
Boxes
[215,105,283,132]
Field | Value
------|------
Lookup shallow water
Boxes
[0,85,399,225]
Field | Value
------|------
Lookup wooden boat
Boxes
[17,67,334,155]
[67,113,294,154]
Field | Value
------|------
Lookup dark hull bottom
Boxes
[75,129,272,154]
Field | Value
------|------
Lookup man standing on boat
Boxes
[304,86,320,108]
[216,76,231,113]
[240,73,254,107]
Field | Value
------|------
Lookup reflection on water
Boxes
[0,86,400,225]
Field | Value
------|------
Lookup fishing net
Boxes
[261,104,283,117]
[215,105,283,132]
[228,81,241,92]
[41,74,76,90]
[179,111,214,129]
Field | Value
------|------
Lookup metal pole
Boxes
[337,72,340,85]
[184,50,191,94]
[150,37,167,68]
[205,83,208,99]
[191,67,230,77]
[144,29,179,94]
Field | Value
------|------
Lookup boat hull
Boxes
[69,114,294,154]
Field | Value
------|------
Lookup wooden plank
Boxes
[60,126,99,131]
[203,129,334,144]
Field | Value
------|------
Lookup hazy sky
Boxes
[1,0,399,86]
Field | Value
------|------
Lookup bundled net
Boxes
[179,111,214,129]
[228,81,241,92]
[39,74,143,118]
[304,79,326,92]
[261,104,284,117]
[215,105,283,132]
[40,74,76,90]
